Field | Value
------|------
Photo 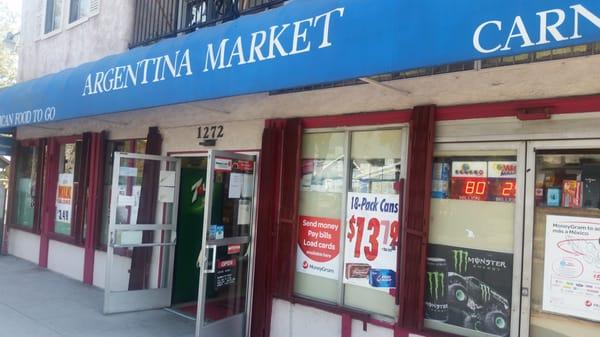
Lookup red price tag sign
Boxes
[346,215,399,261]
[344,192,400,291]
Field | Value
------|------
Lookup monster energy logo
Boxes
[453,250,469,273]
[427,272,445,300]
[481,283,492,302]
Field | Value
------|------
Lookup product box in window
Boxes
[546,187,561,207]
[562,180,582,208]
[582,164,600,209]
[431,162,449,199]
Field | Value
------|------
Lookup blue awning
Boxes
[2,0,600,127]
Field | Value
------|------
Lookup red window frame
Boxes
[291,110,413,313]
[252,109,436,337]
[9,139,46,234]
[45,135,86,246]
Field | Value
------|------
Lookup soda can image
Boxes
[425,257,449,322]
[368,269,396,288]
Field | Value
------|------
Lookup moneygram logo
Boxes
[427,272,445,300]
[453,250,469,273]
[302,261,308,269]
[481,283,492,302]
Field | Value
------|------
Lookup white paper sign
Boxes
[543,215,600,321]
[55,173,74,223]
[242,173,254,198]
[159,170,176,187]
[119,167,138,177]
[451,161,487,178]
[158,186,175,203]
[228,173,243,199]
[237,199,251,225]
[343,192,400,291]
[117,195,135,207]
[119,231,143,245]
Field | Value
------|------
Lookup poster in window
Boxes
[55,173,74,223]
[543,215,600,322]
[296,215,341,280]
[425,244,513,337]
[343,192,400,291]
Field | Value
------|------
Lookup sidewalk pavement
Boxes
[0,255,195,337]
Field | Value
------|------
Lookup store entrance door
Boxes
[195,150,257,337]
[171,157,208,317]
[104,153,181,314]
[521,140,600,337]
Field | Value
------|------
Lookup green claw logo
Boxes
[453,250,469,273]
[481,283,492,302]
[427,272,445,300]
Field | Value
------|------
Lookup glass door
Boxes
[104,153,181,314]
[522,140,600,337]
[195,151,257,337]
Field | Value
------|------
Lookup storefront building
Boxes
[2,1,600,337]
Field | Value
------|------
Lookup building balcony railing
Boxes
[130,0,285,49]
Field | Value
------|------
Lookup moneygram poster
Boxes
[543,215,600,321]
[296,215,341,280]
[343,192,400,291]
[426,244,513,337]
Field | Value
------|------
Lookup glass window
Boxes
[295,132,345,303]
[99,140,147,247]
[14,145,40,228]
[69,0,89,23]
[45,0,63,34]
[54,142,81,236]
[344,130,402,317]
[529,151,600,336]
[294,128,405,319]
[426,150,517,337]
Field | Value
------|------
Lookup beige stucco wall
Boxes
[18,0,135,82]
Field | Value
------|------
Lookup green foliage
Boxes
[0,2,18,88]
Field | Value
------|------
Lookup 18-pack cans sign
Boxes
[343,192,400,291]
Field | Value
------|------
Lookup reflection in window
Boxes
[294,128,404,319]
[530,152,600,337]
[426,152,517,337]
[99,140,147,246]
[69,0,90,23]
[54,142,81,236]
[45,0,63,34]
[14,146,39,228]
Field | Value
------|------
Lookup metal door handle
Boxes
[196,249,204,269]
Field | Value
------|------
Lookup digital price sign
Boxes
[448,161,517,202]
[450,178,516,201]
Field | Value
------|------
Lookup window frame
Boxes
[46,135,86,246]
[9,139,46,234]
[42,0,63,36]
[424,141,526,337]
[40,0,100,39]
[292,124,409,321]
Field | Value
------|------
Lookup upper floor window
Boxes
[44,0,63,34]
[69,0,90,23]
[41,0,100,37]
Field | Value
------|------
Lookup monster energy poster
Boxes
[425,244,513,336]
